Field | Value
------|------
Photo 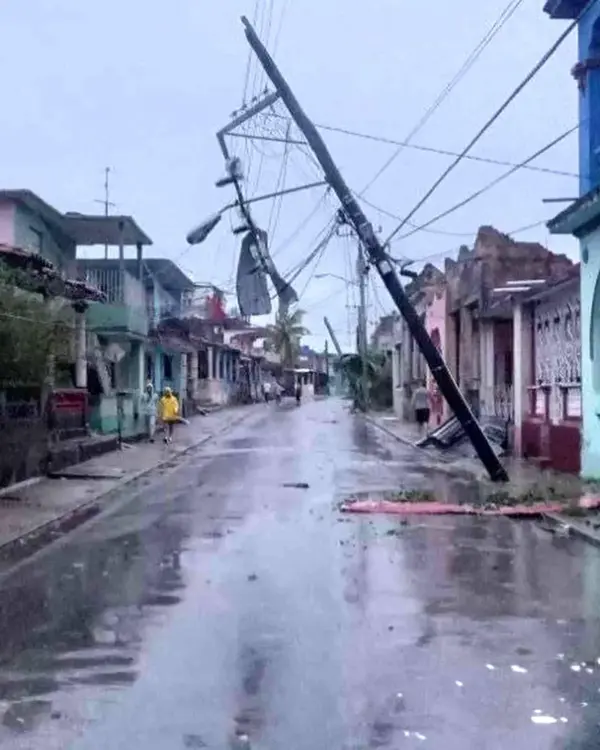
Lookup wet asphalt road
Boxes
[0,398,599,748]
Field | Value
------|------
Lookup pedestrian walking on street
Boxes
[262,380,272,403]
[159,387,180,444]
[412,380,430,437]
[140,380,159,442]
[273,379,283,405]
[295,379,302,406]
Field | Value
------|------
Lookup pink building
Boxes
[424,286,447,426]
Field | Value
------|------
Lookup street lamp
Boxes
[186,180,328,246]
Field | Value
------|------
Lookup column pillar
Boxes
[180,352,187,395]
[137,342,144,392]
[154,351,162,392]
[74,304,88,389]
[190,351,199,398]
[513,301,526,457]
[118,220,125,304]
[459,306,473,387]
[480,321,495,414]
[207,346,214,379]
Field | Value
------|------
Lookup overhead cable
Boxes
[361,0,525,195]
[396,123,579,241]
[303,121,579,179]
[384,0,599,245]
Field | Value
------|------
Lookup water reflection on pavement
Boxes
[0,399,596,748]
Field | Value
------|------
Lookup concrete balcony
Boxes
[85,267,148,339]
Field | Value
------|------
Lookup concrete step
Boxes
[47,434,118,475]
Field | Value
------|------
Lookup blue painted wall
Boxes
[545,0,600,194]
[578,9,600,194]
[546,1,598,475]
[580,233,600,477]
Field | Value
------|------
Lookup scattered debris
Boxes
[531,715,557,725]
[282,482,310,489]
[511,665,528,674]
[247,573,258,582]
[184,735,207,749]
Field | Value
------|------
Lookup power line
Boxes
[391,218,556,268]
[284,221,337,286]
[271,0,290,58]
[270,190,330,259]
[306,121,579,179]
[384,0,599,245]
[361,0,525,195]
[242,0,260,104]
[296,237,329,301]
[266,122,291,242]
[396,123,579,241]
[357,193,475,237]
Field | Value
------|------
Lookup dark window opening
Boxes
[198,350,208,379]
[164,355,173,380]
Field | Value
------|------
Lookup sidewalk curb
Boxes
[0,407,257,568]
[542,511,600,547]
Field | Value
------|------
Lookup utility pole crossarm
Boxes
[242,14,508,482]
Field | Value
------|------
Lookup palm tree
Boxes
[264,307,309,367]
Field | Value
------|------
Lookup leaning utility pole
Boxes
[356,243,369,411]
[241,16,508,481]
[323,316,342,356]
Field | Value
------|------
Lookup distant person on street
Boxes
[295,379,302,406]
[412,380,430,437]
[263,380,272,403]
[273,379,283,404]
[159,387,179,444]
[141,380,159,442]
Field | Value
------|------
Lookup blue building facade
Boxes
[545,0,600,477]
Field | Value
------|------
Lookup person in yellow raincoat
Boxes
[159,387,179,444]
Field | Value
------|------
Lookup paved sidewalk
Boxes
[0,405,259,563]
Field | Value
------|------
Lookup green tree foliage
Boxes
[0,265,72,388]
[264,307,309,367]
[336,350,393,410]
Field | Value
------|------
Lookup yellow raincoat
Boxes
[159,389,179,423]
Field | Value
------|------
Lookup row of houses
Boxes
[372,225,582,475]
[370,1,600,482]
[0,189,291,487]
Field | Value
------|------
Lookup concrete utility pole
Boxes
[356,243,369,411]
[241,15,508,482]
[323,316,342,357]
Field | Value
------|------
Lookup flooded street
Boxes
[0,399,597,748]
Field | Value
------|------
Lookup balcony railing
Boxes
[84,268,148,338]
[84,267,145,308]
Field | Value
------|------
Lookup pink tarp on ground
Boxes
[340,496,600,517]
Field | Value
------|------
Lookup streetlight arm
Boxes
[186,181,328,246]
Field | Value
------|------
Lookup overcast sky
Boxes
[0,0,580,351]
